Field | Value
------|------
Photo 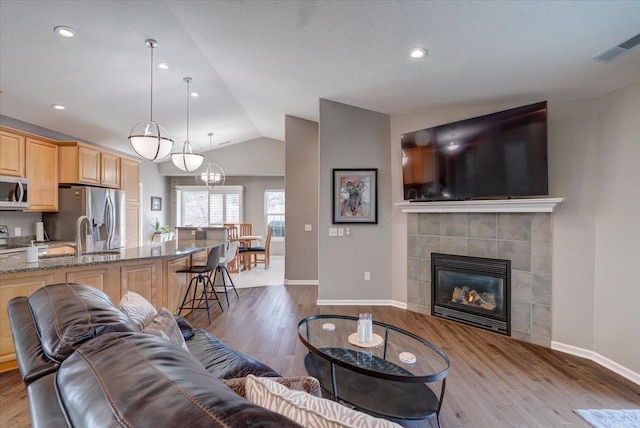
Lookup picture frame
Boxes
[332,168,378,224]
[151,197,162,211]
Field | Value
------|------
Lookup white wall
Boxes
[158,137,284,176]
[318,99,392,301]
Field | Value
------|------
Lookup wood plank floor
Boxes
[1,285,638,427]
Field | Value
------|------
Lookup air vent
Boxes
[593,32,640,63]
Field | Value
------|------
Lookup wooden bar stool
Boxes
[176,245,223,324]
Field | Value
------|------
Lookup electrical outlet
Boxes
[14,227,21,236]
[305,224,312,232]
[191,230,196,236]
[338,228,344,236]
[364,272,371,281]
[329,228,337,237]
[345,227,351,236]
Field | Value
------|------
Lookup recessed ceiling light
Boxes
[157,62,170,70]
[190,91,199,97]
[408,47,428,59]
[54,26,75,38]
[51,104,66,110]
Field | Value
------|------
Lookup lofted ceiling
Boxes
[1,0,639,159]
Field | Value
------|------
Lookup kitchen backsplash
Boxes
[0,211,42,238]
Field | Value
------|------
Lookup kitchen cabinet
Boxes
[120,261,161,307]
[165,255,191,314]
[121,157,141,248]
[0,130,25,177]
[59,142,121,188]
[125,203,141,248]
[0,272,56,371]
[25,138,58,212]
[65,266,120,303]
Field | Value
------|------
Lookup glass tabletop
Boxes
[298,315,449,383]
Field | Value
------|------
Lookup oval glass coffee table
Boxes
[298,315,450,427]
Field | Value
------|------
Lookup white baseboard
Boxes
[316,299,407,310]
[551,341,640,386]
[284,279,319,286]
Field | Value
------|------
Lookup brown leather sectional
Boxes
[7,283,303,427]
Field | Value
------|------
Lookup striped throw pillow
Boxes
[245,375,402,428]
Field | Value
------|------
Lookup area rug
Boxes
[574,409,640,428]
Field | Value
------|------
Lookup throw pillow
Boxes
[118,291,157,330]
[245,375,402,428]
[223,376,322,398]
[142,308,189,351]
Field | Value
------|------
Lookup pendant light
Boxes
[128,39,173,161]
[196,132,226,190]
[171,77,204,171]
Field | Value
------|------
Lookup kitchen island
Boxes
[0,240,224,372]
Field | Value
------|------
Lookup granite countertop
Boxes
[0,240,224,275]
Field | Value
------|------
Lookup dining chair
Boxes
[244,225,272,269]
[176,245,224,324]
[213,241,240,307]
[226,225,239,241]
[239,223,252,237]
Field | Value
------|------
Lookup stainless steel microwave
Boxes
[0,176,29,210]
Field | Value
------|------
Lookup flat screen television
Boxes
[401,101,548,201]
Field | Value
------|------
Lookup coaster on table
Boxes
[399,352,416,364]
[322,323,335,332]
[347,332,384,348]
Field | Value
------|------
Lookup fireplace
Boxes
[431,253,510,335]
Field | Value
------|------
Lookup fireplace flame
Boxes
[452,286,497,311]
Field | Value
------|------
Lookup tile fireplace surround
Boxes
[400,199,563,348]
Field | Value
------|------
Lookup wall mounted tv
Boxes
[401,101,548,201]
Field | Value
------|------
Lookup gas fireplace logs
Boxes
[451,286,497,311]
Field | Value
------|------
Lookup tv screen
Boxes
[401,101,548,201]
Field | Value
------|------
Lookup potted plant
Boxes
[151,218,174,243]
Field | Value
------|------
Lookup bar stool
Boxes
[176,245,223,324]
[213,241,240,307]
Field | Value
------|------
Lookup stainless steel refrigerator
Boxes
[44,186,126,250]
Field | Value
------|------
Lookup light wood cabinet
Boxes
[25,138,58,212]
[165,256,191,314]
[101,152,120,188]
[0,130,25,177]
[0,272,56,369]
[59,142,121,188]
[65,266,120,304]
[120,157,140,203]
[120,261,161,307]
[125,203,141,249]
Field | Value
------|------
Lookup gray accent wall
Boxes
[285,116,318,282]
[140,162,171,245]
[318,99,391,300]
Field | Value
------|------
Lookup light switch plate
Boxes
[345,227,351,236]
[305,224,312,232]
[338,228,344,236]
[14,227,21,236]
[329,227,337,237]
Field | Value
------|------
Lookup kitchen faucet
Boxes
[75,216,92,257]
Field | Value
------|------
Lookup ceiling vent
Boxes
[593,32,640,63]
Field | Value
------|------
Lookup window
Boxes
[265,190,285,239]
[176,186,243,227]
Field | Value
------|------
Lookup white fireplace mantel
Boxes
[394,198,564,213]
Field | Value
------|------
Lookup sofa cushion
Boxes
[223,376,322,398]
[118,290,157,330]
[27,283,138,363]
[245,375,402,428]
[142,307,188,351]
[187,328,280,379]
[55,333,303,428]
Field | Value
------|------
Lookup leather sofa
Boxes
[7,282,303,427]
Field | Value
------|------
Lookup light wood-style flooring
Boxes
[1,285,638,427]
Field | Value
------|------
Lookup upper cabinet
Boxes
[59,142,121,188]
[25,138,58,212]
[120,157,140,203]
[0,130,26,177]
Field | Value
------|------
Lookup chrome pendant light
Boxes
[196,132,225,190]
[171,77,204,171]
[128,39,174,161]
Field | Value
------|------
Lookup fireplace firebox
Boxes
[431,253,510,335]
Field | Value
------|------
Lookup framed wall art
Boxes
[151,196,162,211]
[332,168,378,224]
